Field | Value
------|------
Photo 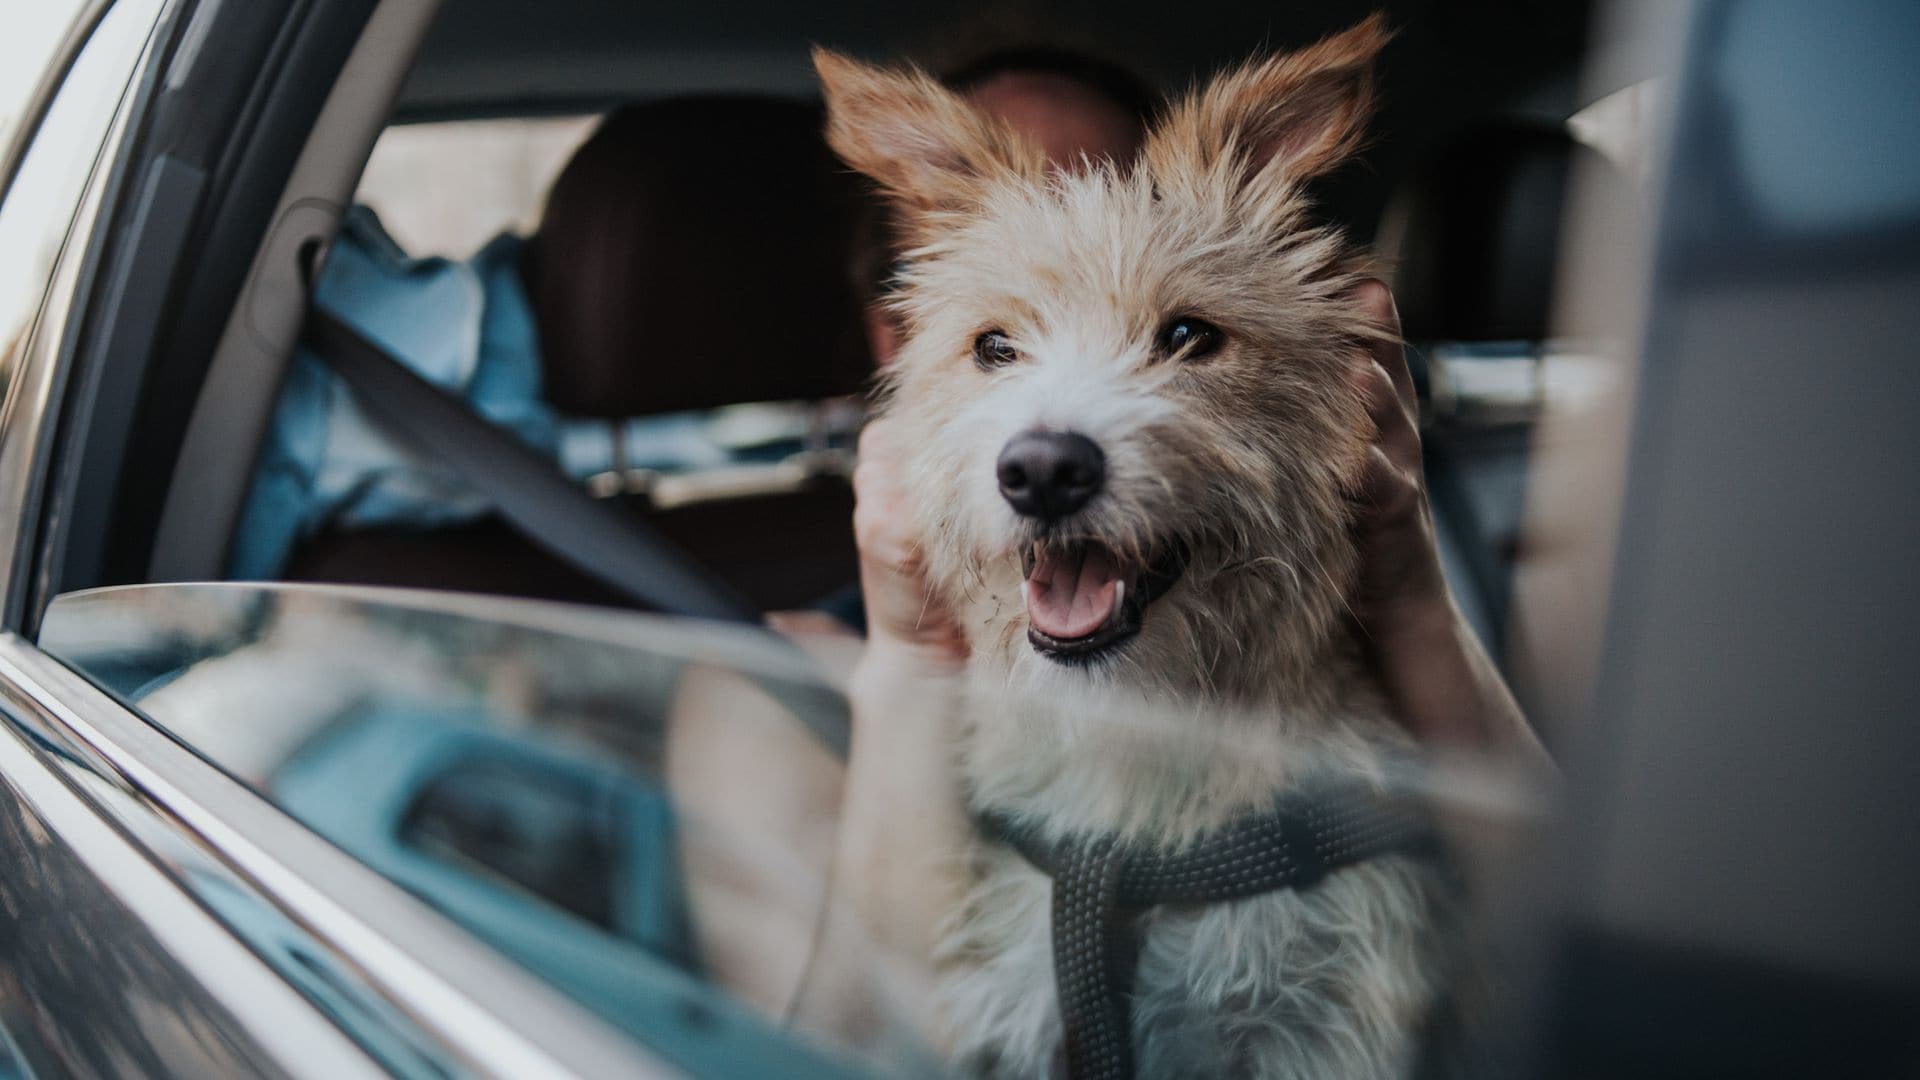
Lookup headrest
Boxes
[1385,124,1596,343]
[523,97,873,418]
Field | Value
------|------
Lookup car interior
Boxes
[5,2,1616,1056]
[12,2,1919,1075]
[39,0,1607,698]
[284,94,876,613]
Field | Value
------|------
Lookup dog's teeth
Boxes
[1111,579,1126,626]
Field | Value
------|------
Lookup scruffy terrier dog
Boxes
[819,16,1454,1078]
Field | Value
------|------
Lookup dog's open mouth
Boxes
[1020,540,1188,662]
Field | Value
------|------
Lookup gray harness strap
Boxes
[981,788,1439,1080]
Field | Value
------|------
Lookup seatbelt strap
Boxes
[304,306,759,624]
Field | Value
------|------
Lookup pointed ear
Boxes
[813,47,1040,218]
[1152,13,1391,186]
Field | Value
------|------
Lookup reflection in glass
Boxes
[40,582,889,1077]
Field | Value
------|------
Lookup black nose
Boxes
[997,431,1105,519]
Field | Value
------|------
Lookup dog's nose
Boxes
[997,431,1105,519]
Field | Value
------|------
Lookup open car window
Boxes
[37,582,905,1077]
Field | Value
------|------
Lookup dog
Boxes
[817,15,1456,1077]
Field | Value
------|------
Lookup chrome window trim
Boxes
[0,629,676,1077]
[2,4,749,1071]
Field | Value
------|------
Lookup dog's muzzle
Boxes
[1020,540,1187,663]
[996,429,1188,663]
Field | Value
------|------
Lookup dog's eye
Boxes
[973,330,1020,370]
[1159,317,1223,361]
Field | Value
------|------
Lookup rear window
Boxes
[354,115,597,257]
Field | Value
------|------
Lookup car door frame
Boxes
[0,3,392,1073]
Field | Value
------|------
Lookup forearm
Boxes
[832,640,974,967]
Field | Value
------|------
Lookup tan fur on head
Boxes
[819,20,1452,1077]
[818,18,1397,716]
[1146,13,1390,188]
[814,47,1047,233]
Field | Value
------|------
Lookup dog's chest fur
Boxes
[933,653,1453,1079]
[941,843,1445,1079]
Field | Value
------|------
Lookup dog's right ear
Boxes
[1148,14,1391,190]
[814,48,1039,220]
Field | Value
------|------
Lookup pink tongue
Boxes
[1024,547,1124,640]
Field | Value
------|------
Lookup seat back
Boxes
[524,97,872,418]
[288,97,874,613]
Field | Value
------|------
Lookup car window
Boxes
[0,2,91,154]
[353,115,597,257]
[0,0,164,391]
[38,582,896,1076]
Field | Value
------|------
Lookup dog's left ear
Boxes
[814,47,1041,223]
[1150,13,1391,187]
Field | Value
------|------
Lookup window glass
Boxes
[0,0,165,388]
[353,115,597,257]
[0,2,90,153]
[38,582,890,1076]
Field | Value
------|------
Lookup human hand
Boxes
[1347,280,1451,632]
[1346,280,1543,759]
[835,418,974,999]
[851,417,968,671]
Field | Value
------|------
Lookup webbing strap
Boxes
[305,306,853,757]
[982,788,1438,1080]
[306,306,758,624]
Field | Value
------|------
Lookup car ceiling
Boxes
[394,0,1597,235]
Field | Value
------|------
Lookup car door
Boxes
[0,3,392,1075]
[0,4,833,1077]
[26,581,901,1077]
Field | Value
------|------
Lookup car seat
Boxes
[285,97,874,612]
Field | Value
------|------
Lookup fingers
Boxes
[855,414,901,461]
[1358,358,1423,477]
[1345,280,1422,480]
[1349,278,1416,413]
[1353,444,1421,524]
[1344,282,1424,531]
[853,418,967,656]
[853,419,916,568]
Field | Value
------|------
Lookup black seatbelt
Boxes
[305,306,757,624]
[304,306,854,756]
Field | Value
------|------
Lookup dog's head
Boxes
[820,17,1394,700]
